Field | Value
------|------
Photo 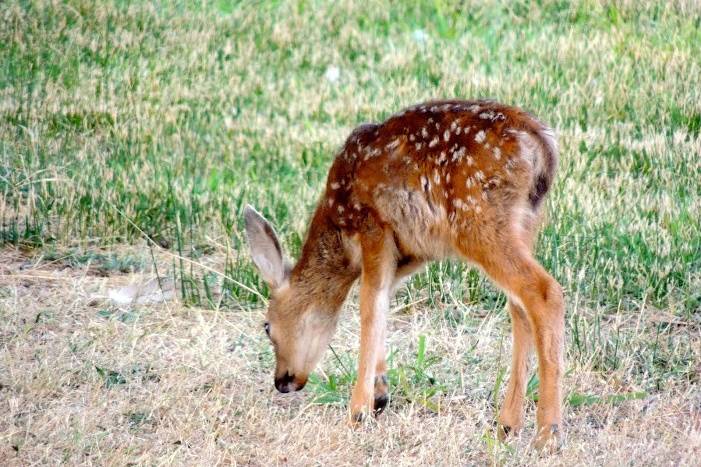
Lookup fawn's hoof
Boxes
[348,400,371,427]
[348,396,387,426]
[497,424,512,441]
[373,374,389,416]
[496,412,523,441]
[350,411,365,425]
[533,424,563,452]
[373,392,389,415]
[349,375,390,425]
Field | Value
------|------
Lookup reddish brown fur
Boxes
[245,99,564,449]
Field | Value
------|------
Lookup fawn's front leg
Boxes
[368,257,425,415]
[350,229,395,423]
[349,274,391,422]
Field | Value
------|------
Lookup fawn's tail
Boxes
[527,124,559,209]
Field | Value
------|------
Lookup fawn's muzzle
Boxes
[275,372,306,393]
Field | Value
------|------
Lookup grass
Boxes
[1,0,700,464]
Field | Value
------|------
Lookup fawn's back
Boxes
[322,99,558,262]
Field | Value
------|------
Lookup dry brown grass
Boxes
[1,246,699,465]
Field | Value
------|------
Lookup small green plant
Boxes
[526,373,647,408]
[125,411,150,429]
[567,390,647,408]
[42,248,146,274]
[387,335,446,412]
[307,347,356,405]
[97,308,139,323]
[94,366,127,388]
[308,335,445,412]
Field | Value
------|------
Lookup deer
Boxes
[244,99,564,449]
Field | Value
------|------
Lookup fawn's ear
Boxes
[244,205,288,289]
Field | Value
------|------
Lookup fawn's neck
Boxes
[290,207,360,311]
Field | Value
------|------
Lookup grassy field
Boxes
[1,0,700,464]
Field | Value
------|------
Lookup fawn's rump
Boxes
[322,99,558,258]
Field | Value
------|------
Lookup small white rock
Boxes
[324,65,340,83]
[412,29,428,44]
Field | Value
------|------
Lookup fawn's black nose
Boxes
[275,372,303,393]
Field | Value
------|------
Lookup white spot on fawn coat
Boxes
[420,175,428,188]
[386,138,401,150]
[452,146,467,162]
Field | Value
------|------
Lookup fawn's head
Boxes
[244,205,339,393]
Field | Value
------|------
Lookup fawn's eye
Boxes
[263,322,271,337]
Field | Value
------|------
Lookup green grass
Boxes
[2,0,699,314]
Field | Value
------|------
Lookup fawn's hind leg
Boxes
[458,240,564,449]
[498,217,538,439]
[498,299,534,439]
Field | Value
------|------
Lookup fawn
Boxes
[244,99,564,449]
